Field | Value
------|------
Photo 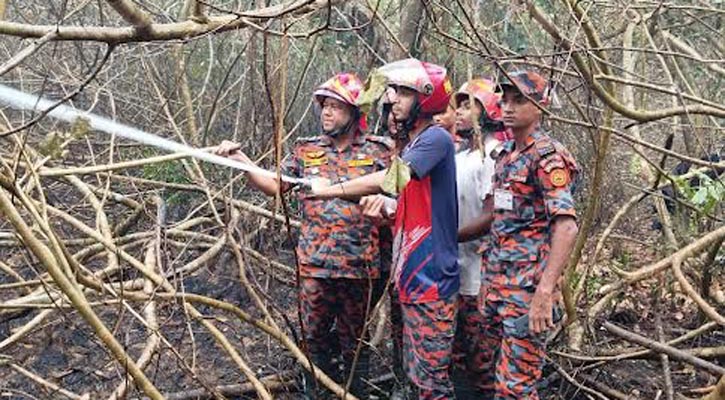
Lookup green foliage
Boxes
[617,249,632,268]
[164,190,191,207]
[38,117,91,159]
[382,156,412,195]
[70,117,91,139]
[357,68,388,114]
[675,172,724,214]
[141,157,189,185]
[585,273,604,298]
[140,151,192,205]
[38,131,68,159]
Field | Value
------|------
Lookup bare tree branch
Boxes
[0,0,337,43]
[105,0,153,28]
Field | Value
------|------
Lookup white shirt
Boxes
[455,137,499,296]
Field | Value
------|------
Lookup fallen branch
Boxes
[548,361,609,400]
[0,309,53,350]
[554,345,725,362]
[0,186,165,399]
[161,371,296,400]
[671,254,725,325]
[597,225,725,294]
[8,362,89,400]
[601,321,725,376]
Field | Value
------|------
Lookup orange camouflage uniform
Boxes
[284,133,392,397]
[284,133,393,279]
[479,129,579,399]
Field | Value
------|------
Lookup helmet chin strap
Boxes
[395,97,421,138]
[382,105,406,141]
[323,125,346,138]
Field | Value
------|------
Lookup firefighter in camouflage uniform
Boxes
[458,70,580,399]
[216,73,392,398]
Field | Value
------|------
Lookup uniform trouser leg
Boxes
[478,288,503,398]
[401,296,457,400]
[299,277,337,396]
[451,294,488,399]
[480,288,546,400]
[336,278,374,397]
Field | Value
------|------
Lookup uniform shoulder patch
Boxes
[535,138,556,158]
[540,153,566,173]
[549,168,570,187]
[365,134,394,150]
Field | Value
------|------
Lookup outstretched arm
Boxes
[310,170,386,199]
[215,140,289,196]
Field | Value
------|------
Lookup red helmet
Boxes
[377,58,453,115]
[314,73,367,130]
[454,79,502,121]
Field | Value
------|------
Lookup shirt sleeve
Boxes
[282,147,302,178]
[401,128,453,179]
[536,152,577,220]
[481,154,496,198]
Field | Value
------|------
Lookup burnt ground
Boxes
[0,196,722,399]
[542,302,724,400]
[2,250,721,400]
[0,240,305,400]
